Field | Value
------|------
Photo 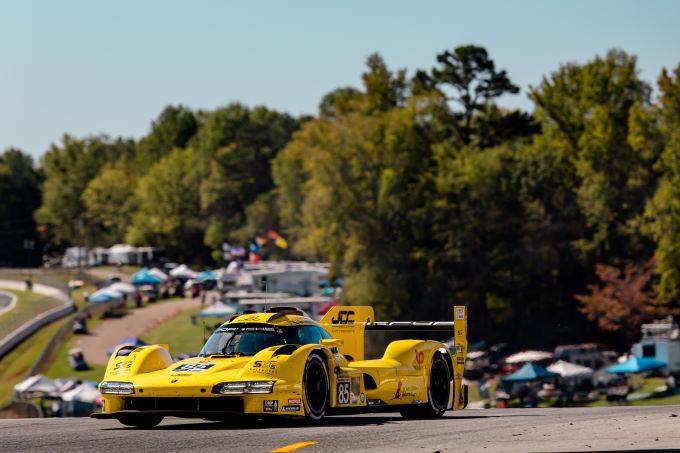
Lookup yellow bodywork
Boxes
[98,306,468,419]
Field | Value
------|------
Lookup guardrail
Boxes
[0,281,75,359]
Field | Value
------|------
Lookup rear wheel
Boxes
[118,415,164,428]
[302,354,329,421]
[400,352,451,419]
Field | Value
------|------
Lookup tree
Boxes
[645,64,680,301]
[575,260,668,341]
[318,87,362,119]
[196,104,299,256]
[135,105,197,173]
[35,135,135,246]
[431,45,520,144]
[275,57,442,317]
[81,163,135,245]
[126,148,206,262]
[0,148,42,266]
[362,53,408,113]
[530,50,657,266]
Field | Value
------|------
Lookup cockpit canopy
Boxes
[199,323,332,356]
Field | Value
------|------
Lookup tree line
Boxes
[2,45,679,348]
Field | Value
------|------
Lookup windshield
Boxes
[199,323,332,356]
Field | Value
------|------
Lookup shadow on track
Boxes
[102,412,543,431]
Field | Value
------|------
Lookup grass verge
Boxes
[142,307,211,357]
[0,317,70,408]
[0,290,63,340]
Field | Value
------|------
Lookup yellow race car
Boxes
[93,305,468,427]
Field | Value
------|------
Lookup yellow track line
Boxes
[270,440,318,453]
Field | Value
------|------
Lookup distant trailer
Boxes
[631,317,680,375]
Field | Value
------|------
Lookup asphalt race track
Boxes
[0,292,12,311]
[1,406,679,452]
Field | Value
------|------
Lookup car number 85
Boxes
[337,382,350,404]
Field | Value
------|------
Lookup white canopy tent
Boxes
[105,282,136,294]
[547,360,594,378]
[60,383,101,403]
[148,267,169,282]
[14,375,58,396]
[169,264,197,279]
[505,350,553,364]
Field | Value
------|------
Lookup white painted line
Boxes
[0,290,18,317]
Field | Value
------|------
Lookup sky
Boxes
[1,0,679,158]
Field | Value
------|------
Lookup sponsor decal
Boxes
[393,380,403,400]
[414,350,425,367]
[331,310,355,325]
[393,380,418,400]
[263,400,278,412]
[252,360,278,376]
[281,405,300,412]
[253,360,277,369]
[337,377,350,404]
[172,363,215,372]
[360,393,365,403]
[114,361,133,370]
[455,307,466,320]
[351,377,360,405]
[367,399,386,406]
[288,398,301,405]
[456,357,465,364]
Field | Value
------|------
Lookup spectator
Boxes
[667,375,676,395]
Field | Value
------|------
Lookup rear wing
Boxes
[319,305,468,365]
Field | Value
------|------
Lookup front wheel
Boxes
[302,354,329,421]
[118,415,164,428]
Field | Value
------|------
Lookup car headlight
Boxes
[100,381,135,395]
[212,381,274,395]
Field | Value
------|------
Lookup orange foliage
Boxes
[575,260,667,339]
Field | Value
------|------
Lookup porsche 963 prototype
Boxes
[93,305,468,427]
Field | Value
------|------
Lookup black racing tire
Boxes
[302,354,329,421]
[118,415,164,428]
[400,352,451,419]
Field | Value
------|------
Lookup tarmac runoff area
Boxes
[0,405,679,453]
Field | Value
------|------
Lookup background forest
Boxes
[2,46,680,348]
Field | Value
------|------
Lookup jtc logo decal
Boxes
[331,310,355,325]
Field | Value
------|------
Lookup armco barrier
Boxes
[0,281,75,359]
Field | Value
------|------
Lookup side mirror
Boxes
[319,339,344,348]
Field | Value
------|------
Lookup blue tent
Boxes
[501,362,560,383]
[107,337,147,356]
[131,267,161,286]
[606,356,667,374]
[195,270,217,282]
